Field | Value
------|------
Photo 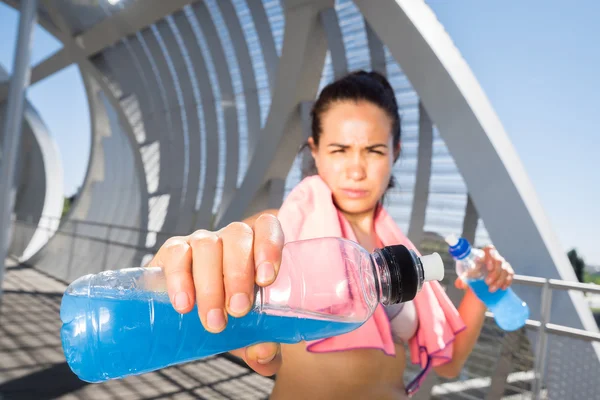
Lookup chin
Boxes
[335,198,378,216]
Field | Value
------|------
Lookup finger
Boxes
[151,237,194,314]
[220,222,256,318]
[502,271,514,290]
[492,261,514,290]
[501,262,515,290]
[484,253,504,286]
[483,245,501,271]
[189,230,227,333]
[240,343,282,377]
[485,264,500,287]
[253,214,285,286]
[489,268,508,292]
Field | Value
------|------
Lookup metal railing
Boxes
[490,275,600,400]
[7,215,600,399]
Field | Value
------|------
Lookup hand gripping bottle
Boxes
[445,234,529,331]
[61,237,445,382]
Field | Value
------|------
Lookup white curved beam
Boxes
[155,17,201,235]
[217,0,261,157]
[40,0,149,231]
[216,0,334,227]
[300,100,314,179]
[407,102,433,247]
[28,2,149,277]
[461,195,478,244]
[17,103,64,261]
[114,37,174,250]
[170,10,220,230]
[364,18,386,76]
[192,1,239,227]
[1,64,63,263]
[99,43,157,256]
[139,27,186,240]
[320,7,347,79]
[247,0,279,94]
[0,0,198,102]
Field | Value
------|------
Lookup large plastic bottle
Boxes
[61,237,444,383]
[445,234,529,331]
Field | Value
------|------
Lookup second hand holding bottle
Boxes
[445,234,529,331]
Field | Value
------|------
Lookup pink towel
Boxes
[276,175,466,395]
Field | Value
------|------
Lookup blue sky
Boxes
[0,2,90,203]
[0,1,598,265]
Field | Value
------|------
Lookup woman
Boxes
[150,71,515,399]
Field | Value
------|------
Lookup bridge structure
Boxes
[1,1,598,398]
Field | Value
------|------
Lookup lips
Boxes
[341,189,369,199]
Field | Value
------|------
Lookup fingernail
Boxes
[257,262,275,284]
[207,309,226,331]
[489,286,497,292]
[257,352,276,365]
[230,293,251,315]
[174,292,189,311]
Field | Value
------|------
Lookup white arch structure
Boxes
[0,65,64,263]
[2,0,598,396]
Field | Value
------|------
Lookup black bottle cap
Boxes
[380,245,419,304]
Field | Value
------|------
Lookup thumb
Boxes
[230,343,282,377]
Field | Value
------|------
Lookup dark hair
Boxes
[311,70,401,151]
[305,70,401,192]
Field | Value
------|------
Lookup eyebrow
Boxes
[366,144,388,150]
[327,143,388,150]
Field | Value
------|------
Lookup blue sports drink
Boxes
[60,237,445,382]
[61,292,361,382]
[445,235,529,331]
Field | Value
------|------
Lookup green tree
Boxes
[567,249,586,283]
[61,193,77,218]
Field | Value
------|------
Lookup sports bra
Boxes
[385,301,419,343]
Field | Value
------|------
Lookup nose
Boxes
[346,155,366,181]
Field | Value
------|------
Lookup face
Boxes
[310,100,397,217]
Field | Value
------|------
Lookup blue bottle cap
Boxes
[444,234,472,260]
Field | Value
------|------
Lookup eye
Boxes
[369,149,385,156]
[330,148,345,154]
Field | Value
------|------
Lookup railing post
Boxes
[532,279,552,400]
[0,0,38,302]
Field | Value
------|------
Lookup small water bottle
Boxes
[60,237,445,382]
[445,234,529,331]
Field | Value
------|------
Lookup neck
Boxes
[342,208,377,235]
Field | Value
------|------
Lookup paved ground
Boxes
[0,261,274,400]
